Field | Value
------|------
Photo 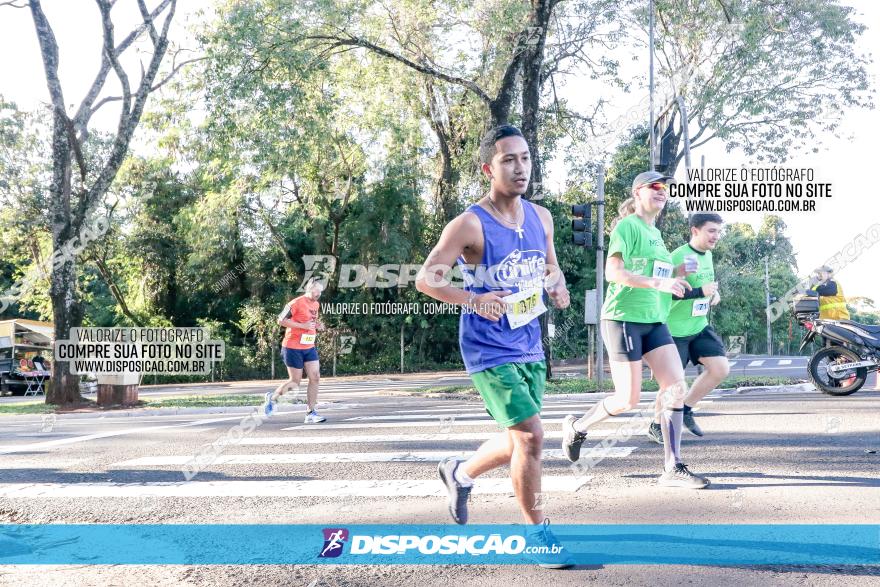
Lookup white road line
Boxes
[778,359,792,365]
[0,415,246,455]
[390,403,608,414]
[112,447,635,467]
[289,416,660,430]
[740,366,805,371]
[0,476,591,498]
[239,429,646,445]
[342,404,710,422]
[346,409,646,422]
[292,420,509,430]
[391,407,487,413]
[747,360,765,366]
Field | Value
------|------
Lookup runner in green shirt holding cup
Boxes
[562,171,710,489]
[646,213,730,444]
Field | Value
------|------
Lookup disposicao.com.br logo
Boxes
[317,528,559,558]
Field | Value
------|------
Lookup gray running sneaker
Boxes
[526,519,575,569]
[562,415,588,462]
[646,421,664,445]
[657,463,710,489]
[438,457,472,525]
[683,409,704,437]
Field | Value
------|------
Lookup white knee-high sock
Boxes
[661,407,684,472]
[573,398,612,433]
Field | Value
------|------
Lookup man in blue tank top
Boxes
[416,125,572,568]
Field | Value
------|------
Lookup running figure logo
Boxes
[318,528,349,558]
[298,255,336,292]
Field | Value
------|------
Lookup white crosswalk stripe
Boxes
[0,476,591,498]
[111,447,634,467]
[345,402,711,422]
[239,429,643,445]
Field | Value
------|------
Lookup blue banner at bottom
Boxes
[1,524,878,565]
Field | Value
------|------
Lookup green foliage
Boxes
[649,0,874,164]
[2,1,873,381]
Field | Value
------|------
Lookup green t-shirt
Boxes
[601,214,673,323]
[667,244,715,337]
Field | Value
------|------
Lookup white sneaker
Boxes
[304,411,326,424]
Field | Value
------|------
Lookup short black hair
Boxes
[689,213,723,229]
[479,124,525,166]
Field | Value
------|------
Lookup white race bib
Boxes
[652,260,673,279]
[299,333,316,345]
[692,298,710,317]
[504,288,547,330]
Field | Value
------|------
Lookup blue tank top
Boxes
[457,199,547,374]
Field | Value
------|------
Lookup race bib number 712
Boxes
[692,298,710,317]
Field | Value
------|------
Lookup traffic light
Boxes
[571,204,592,248]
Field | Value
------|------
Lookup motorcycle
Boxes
[793,295,880,395]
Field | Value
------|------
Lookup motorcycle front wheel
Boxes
[807,346,867,396]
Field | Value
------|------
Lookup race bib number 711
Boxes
[652,260,673,279]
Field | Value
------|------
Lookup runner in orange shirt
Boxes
[263,279,326,422]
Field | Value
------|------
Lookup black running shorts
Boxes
[673,325,726,368]
[601,320,674,362]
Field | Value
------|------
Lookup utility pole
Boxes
[765,256,772,356]
[570,168,606,390]
[596,169,606,391]
[649,0,656,167]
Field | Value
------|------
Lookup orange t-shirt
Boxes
[280,295,320,349]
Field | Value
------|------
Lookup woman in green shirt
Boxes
[562,171,710,489]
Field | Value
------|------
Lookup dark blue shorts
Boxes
[281,346,319,369]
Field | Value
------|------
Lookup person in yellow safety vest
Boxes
[808,265,850,320]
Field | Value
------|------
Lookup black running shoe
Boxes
[657,463,710,489]
[562,415,587,462]
[646,421,664,445]
[683,409,704,437]
[438,457,472,524]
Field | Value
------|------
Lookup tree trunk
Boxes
[423,78,466,222]
[518,0,554,377]
[520,0,553,201]
[46,106,83,405]
[48,255,84,405]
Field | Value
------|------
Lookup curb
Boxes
[733,383,816,395]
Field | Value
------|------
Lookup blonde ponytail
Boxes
[611,196,637,229]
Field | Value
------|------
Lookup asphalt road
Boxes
[1,381,879,585]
